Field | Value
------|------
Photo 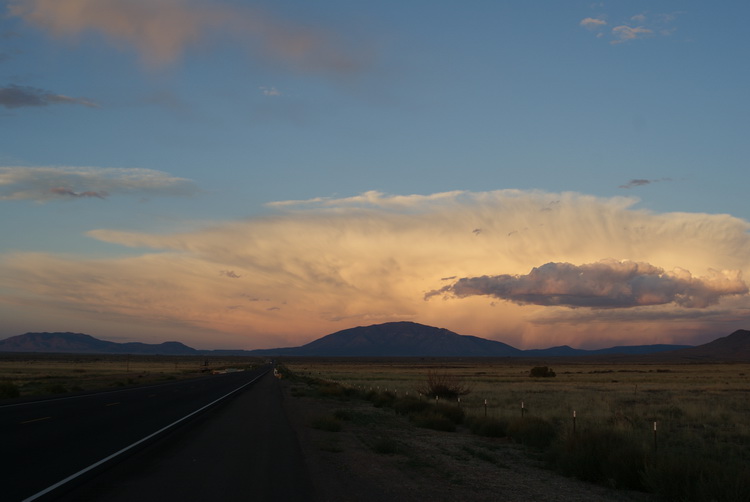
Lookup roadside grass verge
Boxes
[283,359,750,501]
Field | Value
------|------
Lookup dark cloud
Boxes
[427,260,748,309]
[0,84,98,109]
[619,178,672,189]
[220,270,241,279]
[50,187,107,199]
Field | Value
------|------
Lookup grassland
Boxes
[0,353,266,399]
[281,357,750,502]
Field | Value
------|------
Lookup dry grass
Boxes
[282,358,750,501]
[0,353,266,398]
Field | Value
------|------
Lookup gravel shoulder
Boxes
[281,378,656,502]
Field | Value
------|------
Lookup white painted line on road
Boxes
[22,369,269,502]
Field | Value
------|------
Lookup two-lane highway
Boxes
[1,366,269,501]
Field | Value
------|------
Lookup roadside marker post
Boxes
[573,410,577,435]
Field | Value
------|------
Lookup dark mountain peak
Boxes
[294,321,521,357]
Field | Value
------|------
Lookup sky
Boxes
[1,0,749,350]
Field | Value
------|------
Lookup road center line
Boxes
[22,369,269,502]
[20,416,51,424]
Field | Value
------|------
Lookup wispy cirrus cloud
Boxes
[0,166,198,202]
[8,0,367,73]
[0,84,98,109]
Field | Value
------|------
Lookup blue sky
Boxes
[1,1,749,350]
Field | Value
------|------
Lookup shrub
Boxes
[0,380,20,399]
[434,403,465,425]
[549,429,647,490]
[369,391,396,408]
[392,396,431,416]
[416,370,472,399]
[467,416,508,438]
[507,416,556,449]
[529,366,556,378]
[411,411,456,432]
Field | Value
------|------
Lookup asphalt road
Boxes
[55,370,314,502]
[0,367,276,501]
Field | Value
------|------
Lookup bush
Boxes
[529,366,556,378]
[368,391,396,408]
[467,416,508,438]
[549,429,647,490]
[392,396,431,416]
[507,417,556,449]
[434,403,465,425]
[0,380,20,399]
[416,370,472,399]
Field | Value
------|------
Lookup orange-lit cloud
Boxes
[8,0,364,72]
[2,190,749,349]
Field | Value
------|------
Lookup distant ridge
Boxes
[0,322,723,358]
[0,332,197,355]
[660,329,750,362]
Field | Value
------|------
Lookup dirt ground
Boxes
[281,379,656,502]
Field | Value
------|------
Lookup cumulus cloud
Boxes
[427,260,748,309]
[0,84,98,109]
[0,166,198,202]
[3,189,750,349]
[8,0,365,72]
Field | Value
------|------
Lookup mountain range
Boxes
[2,321,742,359]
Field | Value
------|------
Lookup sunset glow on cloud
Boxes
[2,190,749,349]
[2,2,749,351]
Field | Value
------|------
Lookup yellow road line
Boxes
[21,416,51,424]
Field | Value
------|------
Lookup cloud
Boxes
[611,25,653,44]
[8,0,366,73]
[220,270,241,279]
[580,17,607,29]
[0,166,198,202]
[260,86,281,97]
[3,189,750,349]
[49,187,107,199]
[0,84,98,109]
[427,260,748,309]
[619,178,672,189]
